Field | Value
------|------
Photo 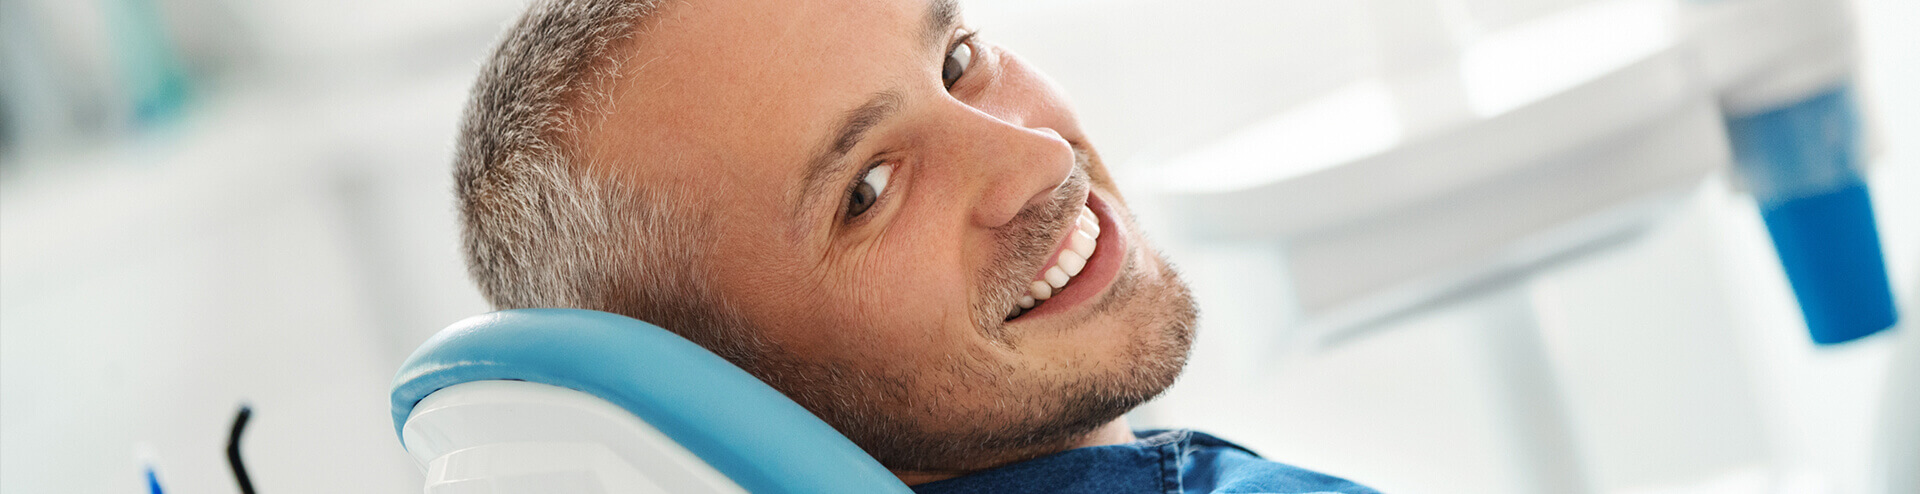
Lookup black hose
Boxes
[226,405,256,494]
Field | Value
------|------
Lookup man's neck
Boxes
[891,417,1139,485]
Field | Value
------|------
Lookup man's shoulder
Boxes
[1175,430,1382,494]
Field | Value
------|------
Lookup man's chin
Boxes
[881,248,1197,473]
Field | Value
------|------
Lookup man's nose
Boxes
[953,112,1077,228]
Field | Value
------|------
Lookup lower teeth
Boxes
[1007,303,1035,321]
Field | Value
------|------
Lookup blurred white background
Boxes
[2,0,1914,493]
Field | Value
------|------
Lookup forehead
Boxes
[590,0,937,195]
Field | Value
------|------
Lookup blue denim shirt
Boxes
[909,430,1380,494]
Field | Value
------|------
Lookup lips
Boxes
[1005,192,1126,322]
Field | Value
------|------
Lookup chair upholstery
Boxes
[390,309,911,493]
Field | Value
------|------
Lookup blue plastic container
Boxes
[1726,84,1898,344]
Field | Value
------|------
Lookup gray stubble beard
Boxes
[735,148,1199,473]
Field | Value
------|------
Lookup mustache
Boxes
[974,150,1093,339]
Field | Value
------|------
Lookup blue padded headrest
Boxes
[390,308,910,494]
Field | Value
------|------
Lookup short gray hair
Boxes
[453,0,759,358]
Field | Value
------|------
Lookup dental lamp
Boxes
[1144,0,1896,344]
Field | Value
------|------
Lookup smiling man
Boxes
[454,0,1377,492]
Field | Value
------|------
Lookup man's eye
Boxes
[942,40,972,90]
[847,164,892,219]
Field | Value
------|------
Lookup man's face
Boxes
[585,0,1196,472]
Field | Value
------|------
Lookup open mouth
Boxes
[1004,192,1124,322]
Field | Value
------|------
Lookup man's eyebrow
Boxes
[790,0,962,224]
[927,0,960,47]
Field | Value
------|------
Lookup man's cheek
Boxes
[869,224,973,294]
[833,270,972,353]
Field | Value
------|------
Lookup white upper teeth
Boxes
[1044,266,1070,288]
[1057,240,1088,276]
[1028,280,1053,300]
[1009,205,1101,320]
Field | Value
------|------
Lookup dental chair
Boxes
[389,309,913,493]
